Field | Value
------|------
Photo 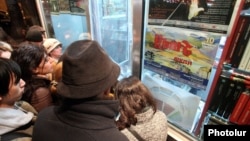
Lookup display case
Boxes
[38,0,133,79]
[140,0,243,139]
[36,0,245,140]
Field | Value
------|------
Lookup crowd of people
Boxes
[0,25,168,141]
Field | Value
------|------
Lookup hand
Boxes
[188,0,204,20]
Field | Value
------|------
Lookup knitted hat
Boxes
[25,30,43,42]
[43,38,62,53]
[57,40,120,99]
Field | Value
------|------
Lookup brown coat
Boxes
[22,76,53,113]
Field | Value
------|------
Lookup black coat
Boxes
[32,99,128,141]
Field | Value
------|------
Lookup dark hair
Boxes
[0,58,21,96]
[115,76,157,130]
[10,43,49,103]
[10,43,47,81]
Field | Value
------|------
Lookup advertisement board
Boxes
[144,25,224,90]
[148,0,236,33]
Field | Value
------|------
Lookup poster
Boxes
[147,0,236,33]
[144,25,224,90]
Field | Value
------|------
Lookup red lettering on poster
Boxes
[154,34,192,56]
[174,57,192,66]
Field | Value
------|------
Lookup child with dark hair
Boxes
[0,58,34,140]
[115,76,168,141]
[11,43,55,112]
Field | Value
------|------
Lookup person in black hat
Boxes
[25,30,44,46]
[18,25,46,48]
[32,40,129,141]
[27,25,46,39]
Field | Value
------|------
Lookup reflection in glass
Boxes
[90,0,132,79]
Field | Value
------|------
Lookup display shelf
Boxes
[167,122,198,141]
[195,0,245,134]
[207,112,234,125]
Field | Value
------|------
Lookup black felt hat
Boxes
[57,40,120,99]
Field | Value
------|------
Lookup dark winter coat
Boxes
[32,99,129,141]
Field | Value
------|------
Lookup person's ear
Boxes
[103,88,115,100]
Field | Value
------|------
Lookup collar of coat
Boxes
[54,99,120,129]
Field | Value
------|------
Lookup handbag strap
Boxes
[127,128,145,141]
